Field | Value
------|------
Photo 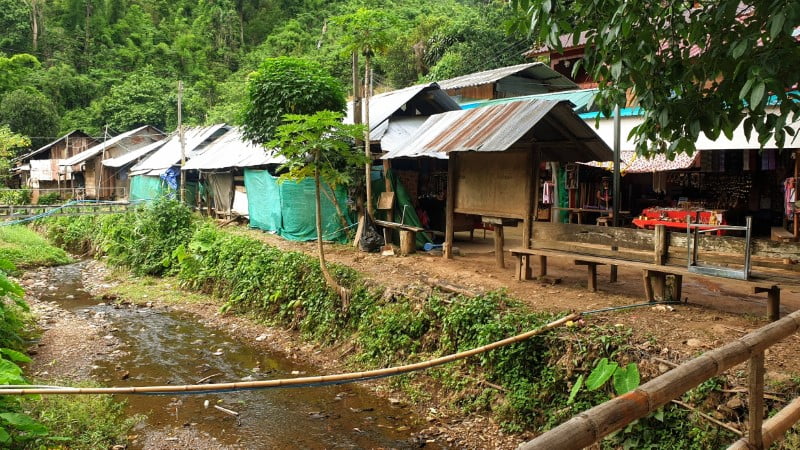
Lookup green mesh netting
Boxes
[244,169,352,243]
[557,166,569,223]
[371,169,432,248]
[130,175,165,201]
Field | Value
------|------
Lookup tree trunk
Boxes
[363,56,373,216]
[321,183,349,230]
[314,153,350,311]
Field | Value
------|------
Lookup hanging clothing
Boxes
[785,177,797,220]
[652,172,667,194]
[542,181,554,204]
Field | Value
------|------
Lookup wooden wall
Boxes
[454,150,529,219]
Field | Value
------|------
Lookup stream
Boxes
[31,264,439,449]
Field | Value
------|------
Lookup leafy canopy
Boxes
[509,0,800,156]
[269,111,366,187]
[242,57,346,144]
[0,89,59,149]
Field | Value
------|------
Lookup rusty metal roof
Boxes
[382,99,612,162]
[182,127,284,170]
[436,62,577,91]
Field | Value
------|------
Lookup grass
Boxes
[24,384,143,449]
[0,225,71,269]
[104,266,215,305]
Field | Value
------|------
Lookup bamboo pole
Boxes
[728,396,800,450]
[747,351,765,449]
[519,310,800,450]
[0,313,579,396]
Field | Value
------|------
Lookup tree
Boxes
[509,0,800,157]
[99,68,173,131]
[331,8,395,216]
[269,112,366,310]
[0,54,40,96]
[0,125,30,186]
[0,89,59,149]
[241,57,346,144]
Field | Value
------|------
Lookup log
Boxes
[399,229,415,256]
[422,277,478,297]
[748,352,765,449]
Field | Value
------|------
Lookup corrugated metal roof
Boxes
[383,99,612,162]
[436,62,577,91]
[102,139,167,168]
[462,88,598,112]
[378,117,429,153]
[345,82,461,133]
[182,127,285,170]
[129,124,229,175]
[60,125,163,166]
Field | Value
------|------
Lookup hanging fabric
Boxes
[542,181,554,204]
[785,177,797,220]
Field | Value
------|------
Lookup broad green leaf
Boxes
[586,358,618,391]
[750,82,765,109]
[0,426,9,444]
[0,413,48,435]
[567,374,584,405]
[612,363,640,395]
[739,78,754,100]
[610,60,622,80]
[653,408,665,422]
[731,39,748,59]
[0,348,30,363]
[770,13,785,39]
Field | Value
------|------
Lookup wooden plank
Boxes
[374,219,423,232]
[455,151,529,218]
[533,222,655,251]
[748,351,765,449]
[643,270,654,302]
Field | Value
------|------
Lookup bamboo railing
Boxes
[520,310,800,450]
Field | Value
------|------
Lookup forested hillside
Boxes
[0,0,528,148]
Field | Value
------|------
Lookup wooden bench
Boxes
[509,222,800,321]
[374,219,424,255]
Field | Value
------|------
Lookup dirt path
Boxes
[234,226,800,387]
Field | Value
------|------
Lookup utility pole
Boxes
[178,80,186,203]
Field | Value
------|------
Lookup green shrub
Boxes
[0,189,30,205]
[36,192,61,205]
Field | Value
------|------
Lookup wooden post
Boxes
[494,224,504,268]
[673,274,683,302]
[767,287,780,322]
[748,351,765,450]
[587,263,597,292]
[651,271,667,300]
[399,230,415,255]
[537,255,547,278]
[654,224,667,265]
[444,153,456,259]
[642,270,654,302]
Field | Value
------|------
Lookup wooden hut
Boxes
[12,130,98,202]
[60,125,164,200]
[383,99,612,262]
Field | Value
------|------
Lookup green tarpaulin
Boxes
[129,175,197,205]
[130,175,165,201]
[371,169,432,248]
[244,169,352,243]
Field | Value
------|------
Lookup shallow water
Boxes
[38,264,437,449]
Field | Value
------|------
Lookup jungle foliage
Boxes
[0,0,528,149]
[36,201,784,447]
